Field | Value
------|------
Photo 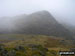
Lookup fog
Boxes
[0,0,75,27]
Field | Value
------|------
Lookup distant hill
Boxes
[0,14,27,33]
[13,11,74,40]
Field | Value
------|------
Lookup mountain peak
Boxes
[0,11,74,40]
[31,10,51,15]
[37,10,50,13]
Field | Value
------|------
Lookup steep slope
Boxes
[13,11,74,40]
[61,23,75,37]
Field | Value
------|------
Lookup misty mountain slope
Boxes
[61,23,75,35]
[0,14,27,33]
[0,17,12,33]
[13,11,74,40]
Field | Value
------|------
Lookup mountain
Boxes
[61,23,75,35]
[13,11,74,40]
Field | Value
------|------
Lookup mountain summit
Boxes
[12,11,74,40]
[0,11,74,40]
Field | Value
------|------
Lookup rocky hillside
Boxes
[13,11,74,40]
[0,11,74,40]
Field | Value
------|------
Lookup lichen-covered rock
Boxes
[14,46,25,51]
[39,51,46,56]
[1,50,8,56]
[8,50,16,56]
[0,44,5,51]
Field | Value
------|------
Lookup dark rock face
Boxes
[8,50,16,56]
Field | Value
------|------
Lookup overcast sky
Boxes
[0,0,75,25]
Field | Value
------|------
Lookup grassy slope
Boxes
[0,34,75,56]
